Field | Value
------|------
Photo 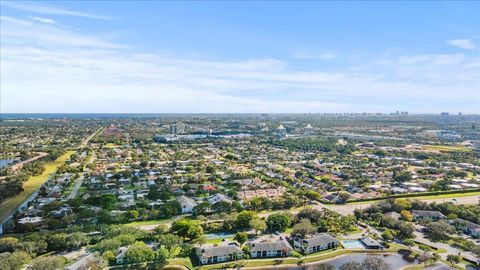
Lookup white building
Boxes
[176,195,197,213]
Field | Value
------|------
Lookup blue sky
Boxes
[1,1,479,113]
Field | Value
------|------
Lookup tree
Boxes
[267,213,291,232]
[339,262,363,270]
[153,224,169,235]
[114,234,136,246]
[149,249,167,270]
[430,252,440,265]
[393,171,412,182]
[446,254,461,265]
[403,239,415,250]
[171,219,203,241]
[125,242,155,263]
[157,234,183,256]
[160,201,182,218]
[31,256,65,270]
[15,240,47,256]
[424,221,455,241]
[361,256,392,270]
[234,232,248,246]
[0,251,31,270]
[99,194,117,210]
[95,239,121,254]
[126,210,139,221]
[193,202,210,216]
[396,222,415,239]
[292,219,317,237]
[0,237,19,252]
[381,230,394,242]
[237,211,257,228]
[47,233,68,251]
[249,218,266,235]
[102,250,116,265]
[400,210,413,222]
[65,232,88,250]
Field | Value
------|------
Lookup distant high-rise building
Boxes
[401,111,408,115]
[276,124,287,138]
[304,123,314,135]
[440,112,449,117]
[170,121,186,134]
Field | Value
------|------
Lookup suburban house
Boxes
[247,239,293,258]
[196,244,243,265]
[116,246,128,264]
[360,237,382,249]
[451,218,480,238]
[383,211,401,220]
[176,195,197,213]
[17,216,43,225]
[411,210,447,221]
[49,206,74,218]
[207,194,233,205]
[292,234,339,254]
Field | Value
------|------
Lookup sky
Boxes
[1,1,479,113]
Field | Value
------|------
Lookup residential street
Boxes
[413,224,479,265]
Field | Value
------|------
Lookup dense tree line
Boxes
[269,137,356,154]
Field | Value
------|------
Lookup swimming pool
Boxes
[205,232,235,240]
[341,240,365,249]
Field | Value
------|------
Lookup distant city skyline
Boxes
[1,1,479,113]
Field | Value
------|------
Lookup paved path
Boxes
[79,127,103,148]
[67,175,85,200]
[10,152,48,172]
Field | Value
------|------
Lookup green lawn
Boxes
[124,214,190,227]
[346,190,480,205]
[0,151,75,222]
[167,258,194,270]
[169,245,405,270]
[422,145,470,152]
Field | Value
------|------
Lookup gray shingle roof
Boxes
[302,234,338,247]
[247,240,292,252]
[360,237,381,247]
[197,245,242,258]
[411,210,446,218]
[453,218,480,230]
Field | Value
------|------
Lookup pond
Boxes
[290,253,415,270]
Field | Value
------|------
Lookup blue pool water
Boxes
[341,240,365,249]
[205,232,236,240]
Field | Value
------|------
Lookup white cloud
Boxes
[1,16,479,113]
[447,39,477,50]
[1,1,111,20]
[30,16,56,24]
[292,51,337,60]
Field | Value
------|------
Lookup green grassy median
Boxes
[0,151,75,222]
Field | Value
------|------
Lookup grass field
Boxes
[0,151,75,222]
[422,145,470,152]
[346,190,480,205]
